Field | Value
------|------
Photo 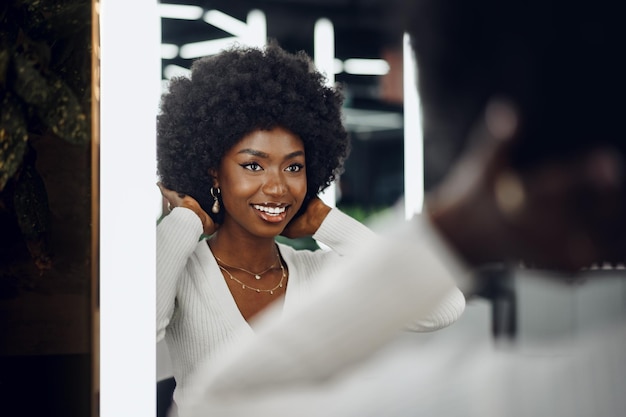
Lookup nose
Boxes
[262,171,287,197]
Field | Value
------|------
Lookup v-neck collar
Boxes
[200,240,294,330]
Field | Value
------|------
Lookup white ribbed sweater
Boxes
[157,207,465,408]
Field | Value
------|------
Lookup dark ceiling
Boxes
[159,0,406,110]
[160,0,405,57]
[158,0,410,207]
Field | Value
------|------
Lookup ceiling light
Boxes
[343,58,389,76]
[161,43,179,59]
[343,108,403,132]
[179,36,239,59]
[244,9,267,47]
[158,4,203,20]
[314,18,335,86]
[163,64,191,80]
[333,58,343,74]
[313,17,336,207]
[204,9,248,36]
[402,33,423,218]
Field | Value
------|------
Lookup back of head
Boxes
[404,0,624,182]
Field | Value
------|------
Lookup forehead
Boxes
[231,127,304,153]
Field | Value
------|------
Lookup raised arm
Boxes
[156,183,216,342]
[284,197,465,331]
[156,208,204,342]
[282,197,376,256]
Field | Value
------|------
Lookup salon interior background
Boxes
[156,0,626,330]
[155,2,626,414]
[159,0,416,217]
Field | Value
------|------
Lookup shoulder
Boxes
[314,207,376,243]
[276,240,332,263]
[158,208,204,241]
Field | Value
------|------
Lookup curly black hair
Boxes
[157,41,349,223]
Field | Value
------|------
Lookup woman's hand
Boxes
[281,197,332,239]
[157,182,218,235]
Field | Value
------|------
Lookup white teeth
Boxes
[253,205,286,215]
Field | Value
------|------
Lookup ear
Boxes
[208,168,219,188]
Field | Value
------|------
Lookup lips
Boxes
[252,204,288,223]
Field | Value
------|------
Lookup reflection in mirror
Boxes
[153,3,626,417]
[155,2,415,415]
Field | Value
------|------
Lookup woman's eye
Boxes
[242,162,262,171]
[285,163,304,173]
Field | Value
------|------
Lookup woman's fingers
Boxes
[157,182,186,209]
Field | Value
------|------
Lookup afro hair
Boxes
[157,41,349,223]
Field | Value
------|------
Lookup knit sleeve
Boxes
[403,286,466,332]
[156,207,204,342]
[178,215,471,413]
[314,208,466,332]
[312,207,377,255]
[397,213,468,332]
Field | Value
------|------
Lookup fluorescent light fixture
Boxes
[99,0,160,416]
[314,18,335,87]
[204,9,248,37]
[158,3,203,20]
[163,64,191,80]
[333,58,343,74]
[402,33,424,219]
[161,43,179,60]
[313,17,336,208]
[343,108,403,133]
[343,58,390,76]
[244,9,267,47]
[179,36,239,59]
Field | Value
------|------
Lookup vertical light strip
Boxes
[403,33,424,219]
[246,9,267,47]
[99,0,160,416]
[314,18,337,207]
[314,18,335,86]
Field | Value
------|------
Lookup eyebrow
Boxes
[237,148,269,158]
[237,149,305,160]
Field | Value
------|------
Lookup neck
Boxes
[208,230,279,270]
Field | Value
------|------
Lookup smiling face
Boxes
[213,126,307,239]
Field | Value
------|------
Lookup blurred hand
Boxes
[513,148,626,269]
[281,197,332,239]
[426,100,626,272]
[157,182,218,236]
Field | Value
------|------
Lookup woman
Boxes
[156,42,465,410]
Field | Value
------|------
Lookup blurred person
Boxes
[156,41,465,414]
[175,0,626,416]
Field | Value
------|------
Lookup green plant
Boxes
[0,0,91,270]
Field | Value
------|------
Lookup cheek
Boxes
[219,178,256,209]
[222,175,256,195]
[290,176,308,202]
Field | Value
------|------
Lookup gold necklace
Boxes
[214,252,279,280]
[218,258,286,295]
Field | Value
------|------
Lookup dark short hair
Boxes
[404,0,624,183]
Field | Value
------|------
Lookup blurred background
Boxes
[0,1,94,416]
